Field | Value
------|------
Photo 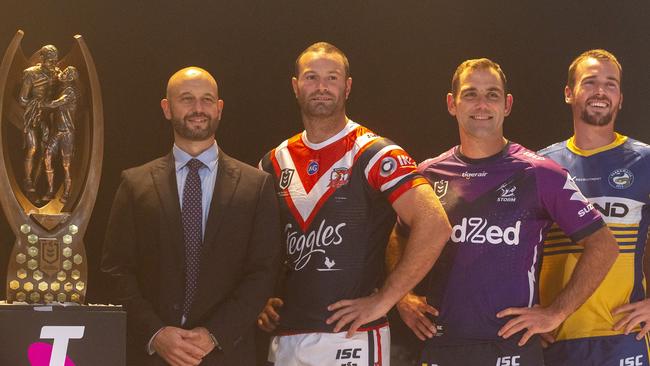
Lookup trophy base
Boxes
[6,218,87,304]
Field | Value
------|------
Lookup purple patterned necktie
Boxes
[182,158,203,317]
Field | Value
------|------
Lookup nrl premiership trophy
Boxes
[0,30,103,304]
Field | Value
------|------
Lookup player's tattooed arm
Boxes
[497,226,618,346]
[612,233,650,339]
[327,184,451,337]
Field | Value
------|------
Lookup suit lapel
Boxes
[203,150,240,250]
[151,153,184,266]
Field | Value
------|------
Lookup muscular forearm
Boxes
[385,225,406,273]
[549,226,618,318]
[378,186,450,308]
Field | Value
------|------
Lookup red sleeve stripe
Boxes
[387,177,429,203]
[380,172,417,192]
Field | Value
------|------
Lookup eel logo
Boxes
[608,169,634,189]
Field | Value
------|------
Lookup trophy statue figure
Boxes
[18,45,60,195]
[0,30,103,304]
[42,66,79,203]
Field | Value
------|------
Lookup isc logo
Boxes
[496,355,520,366]
[620,355,643,366]
[336,348,361,360]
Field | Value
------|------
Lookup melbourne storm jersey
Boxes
[539,133,650,341]
[259,120,427,332]
[416,142,603,344]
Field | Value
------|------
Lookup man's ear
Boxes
[291,77,299,99]
[446,93,456,116]
[161,98,171,120]
[564,85,574,105]
[345,77,352,99]
[504,94,513,117]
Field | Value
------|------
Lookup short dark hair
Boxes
[567,49,622,89]
[451,58,507,98]
[294,42,350,78]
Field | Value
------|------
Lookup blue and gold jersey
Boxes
[538,133,650,341]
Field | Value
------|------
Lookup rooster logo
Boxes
[317,256,341,271]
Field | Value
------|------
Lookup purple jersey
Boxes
[417,142,603,344]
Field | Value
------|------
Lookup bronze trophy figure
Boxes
[18,45,60,195]
[0,30,103,304]
[42,65,79,203]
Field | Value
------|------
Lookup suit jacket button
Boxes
[172,303,180,311]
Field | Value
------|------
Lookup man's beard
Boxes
[580,100,617,127]
[298,91,342,118]
[171,111,219,141]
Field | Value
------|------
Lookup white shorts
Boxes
[268,323,390,366]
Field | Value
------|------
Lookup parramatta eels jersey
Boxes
[539,133,650,341]
[416,142,603,345]
[259,120,427,332]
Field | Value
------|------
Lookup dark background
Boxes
[1,0,649,351]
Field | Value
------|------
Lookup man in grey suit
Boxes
[102,67,281,366]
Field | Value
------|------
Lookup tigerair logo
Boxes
[461,171,488,179]
[451,218,521,245]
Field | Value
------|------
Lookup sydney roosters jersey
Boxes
[259,120,427,332]
[416,142,604,344]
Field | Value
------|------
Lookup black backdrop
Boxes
[1,0,649,305]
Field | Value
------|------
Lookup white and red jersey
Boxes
[259,120,427,332]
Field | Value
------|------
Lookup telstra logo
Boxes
[27,326,84,366]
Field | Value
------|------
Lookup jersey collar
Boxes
[567,132,627,157]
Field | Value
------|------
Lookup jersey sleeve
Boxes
[536,160,604,242]
[363,139,428,203]
[258,150,275,175]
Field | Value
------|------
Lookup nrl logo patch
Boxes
[279,168,294,190]
[433,180,448,198]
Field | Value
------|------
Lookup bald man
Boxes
[102,67,281,366]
